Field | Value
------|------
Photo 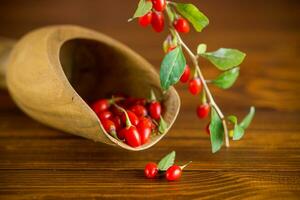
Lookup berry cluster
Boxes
[91,93,165,148]
[144,151,191,181]
[138,0,190,33]
[138,0,210,135]
[130,0,255,153]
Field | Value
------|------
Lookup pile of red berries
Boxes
[138,0,190,33]
[91,94,164,147]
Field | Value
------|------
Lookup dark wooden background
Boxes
[0,0,300,199]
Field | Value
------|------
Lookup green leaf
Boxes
[197,43,207,55]
[175,3,209,32]
[158,116,168,134]
[212,67,240,89]
[227,115,238,125]
[158,151,176,171]
[209,108,224,153]
[201,48,246,70]
[128,0,152,21]
[227,115,244,140]
[240,106,255,130]
[227,107,255,141]
[160,46,186,90]
[232,125,245,141]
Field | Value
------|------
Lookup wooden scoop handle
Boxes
[0,37,16,90]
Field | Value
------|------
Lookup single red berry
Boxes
[130,105,147,117]
[101,119,116,134]
[121,110,139,126]
[138,12,152,27]
[123,126,142,147]
[124,97,146,108]
[151,0,166,11]
[137,121,152,144]
[138,117,153,129]
[189,78,202,95]
[133,98,147,106]
[112,116,122,131]
[174,18,190,33]
[110,105,124,116]
[197,103,210,119]
[92,99,110,114]
[151,12,165,33]
[144,162,158,178]
[148,101,162,120]
[206,122,211,135]
[180,65,191,83]
[117,129,126,140]
[166,165,182,181]
[98,111,112,121]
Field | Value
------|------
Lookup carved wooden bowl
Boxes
[0,25,180,151]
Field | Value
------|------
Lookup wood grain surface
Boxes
[0,0,299,199]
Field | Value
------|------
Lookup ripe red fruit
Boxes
[151,12,165,33]
[206,122,211,135]
[166,165,182,181]
[112,116,122,131]
[197,103,210,119]
[123,126,142,147]
[98,111,112,121]
[111,105,124,116]
[92,99,109,114]
[144,162,158,178]
[180,65,191,83]
[121,110,139,126]
[124,97,146,108]
[101,119,116,134]
[151,0,166,12]
[138,117,153,129]
[130,105,147,117]
[148,101,162,120]
[189,78,202,95]
[117,129,126,140]
[133,98,147,106]
[137,121,152,144]
[138,12,152,27]
[174,18,190,33]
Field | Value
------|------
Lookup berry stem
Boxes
[113,102,133,127]
[170,23,230,148]
[180,161,192,170]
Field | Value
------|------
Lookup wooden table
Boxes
[0,0,299,199]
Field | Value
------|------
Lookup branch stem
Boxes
[173,30,230,147]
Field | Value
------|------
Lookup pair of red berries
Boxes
[138,0,190,33]
[91,95,162,147]
[139,11,165,32]
[138,0,166,32]
[144,162,183,181]
[179,65,203,96]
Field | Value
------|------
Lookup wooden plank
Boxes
[0,0,299,199]
[0,171,299,200]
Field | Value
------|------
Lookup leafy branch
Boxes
[130,0,255,153]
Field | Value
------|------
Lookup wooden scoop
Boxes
[0,25,180,151]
